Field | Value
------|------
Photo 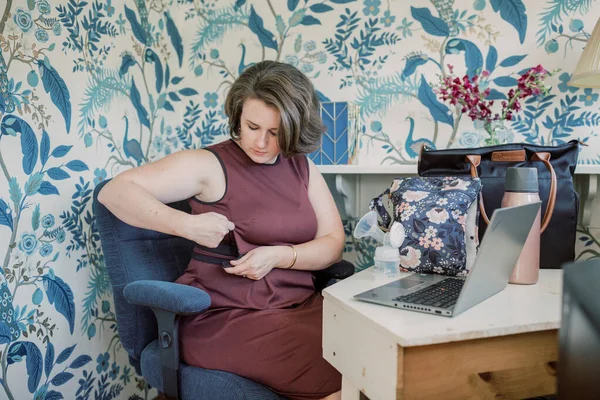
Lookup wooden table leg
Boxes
[397,329,558,400]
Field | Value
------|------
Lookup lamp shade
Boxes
[569,17,600,88]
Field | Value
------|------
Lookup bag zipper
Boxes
[420,139,580,154]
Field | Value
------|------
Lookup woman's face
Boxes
[237,98,281,164]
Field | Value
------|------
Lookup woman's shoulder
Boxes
[286,153,312,182]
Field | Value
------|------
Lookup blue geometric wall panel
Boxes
[310,102,360,165]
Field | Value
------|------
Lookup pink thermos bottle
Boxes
[501,167,541,285]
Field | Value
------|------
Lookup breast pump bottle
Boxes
[353,211,405,279]
[501,167,541,284]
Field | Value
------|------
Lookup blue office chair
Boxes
[92,180,354,399]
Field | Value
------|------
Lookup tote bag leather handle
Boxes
[465,152,557,233]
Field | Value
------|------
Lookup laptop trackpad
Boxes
[387,278,426,289]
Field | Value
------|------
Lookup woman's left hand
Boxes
[224,246,289,280]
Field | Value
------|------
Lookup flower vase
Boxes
[482,120,514,146]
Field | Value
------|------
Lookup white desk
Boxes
[322,268,563,400]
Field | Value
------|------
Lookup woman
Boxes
[98,60,344,400]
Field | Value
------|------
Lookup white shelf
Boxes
[318,163,598,225]
[317,164,600,175]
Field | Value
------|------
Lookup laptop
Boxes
[354,202,541,317]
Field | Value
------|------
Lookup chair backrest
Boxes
[93,180,194,366]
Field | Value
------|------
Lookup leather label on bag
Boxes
[491,150,526,162]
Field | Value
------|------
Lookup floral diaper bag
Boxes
[370,176,482,276]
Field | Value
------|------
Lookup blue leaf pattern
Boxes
[37,60,71,133]
[130,79,151,128]
[119,54,136,76]
[45,342,54,378]
[51,145,72,158]
[486,88,508,100]
[411,7,449,37]
[55,344,76,364]
[310,4,334,13]
[11,116,38,175]
[24,173,44,196]
[68,354,92,369]
[42,276,75,334]
[45,391,64,400]
[446,39,483,78]
[248,6,278,50]
[7,341,43,393]
[47,167,71,180]
[418,77,454,127]
[124,5,148,45]
[288,0,299,11]
[50,372,74,386]
[499,54,527,67]
[179,88,198,96]
[165,12,184,68]
[65,160,89,172]
[40,131,51,167]
[490,0,527,43]
[402,56,427,81]
[38,181,60,196]
[0,198,14,231]
[486,46,498,73]
[494,76,518,87]
[301,15,322,26]
[9,177,22,205]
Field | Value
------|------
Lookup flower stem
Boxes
[1,347,16,400]
[0,0,13,35]
[0,149,20,272]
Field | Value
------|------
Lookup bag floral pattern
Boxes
[370,177,482,276]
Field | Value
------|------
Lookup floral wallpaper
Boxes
[1,0,599,398]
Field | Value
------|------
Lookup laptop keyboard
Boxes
[392,278,465,308]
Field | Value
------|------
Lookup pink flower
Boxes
[433,63,555,146]
[430,238,444,251]
[419,236,431,248]
[426,208,449,224]
[396,201,409,214]
[400,247,422,269]
[402,190,428,202]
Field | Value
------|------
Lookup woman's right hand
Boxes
[183,212,235,248]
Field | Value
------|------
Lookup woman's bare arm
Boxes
[98,149,234,247]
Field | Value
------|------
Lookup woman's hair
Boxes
[224,60,324,156]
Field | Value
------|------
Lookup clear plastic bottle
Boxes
[373,244,400,278]
[501,167,541,284]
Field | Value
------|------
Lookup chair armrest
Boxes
[124,280,211,399]
[313,260,355,292]
[123,280,211,315]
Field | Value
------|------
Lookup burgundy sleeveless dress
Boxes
[175,139,341,399]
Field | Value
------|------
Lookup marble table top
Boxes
[323,267,563,347]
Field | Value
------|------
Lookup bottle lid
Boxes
[504,167,539,193]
